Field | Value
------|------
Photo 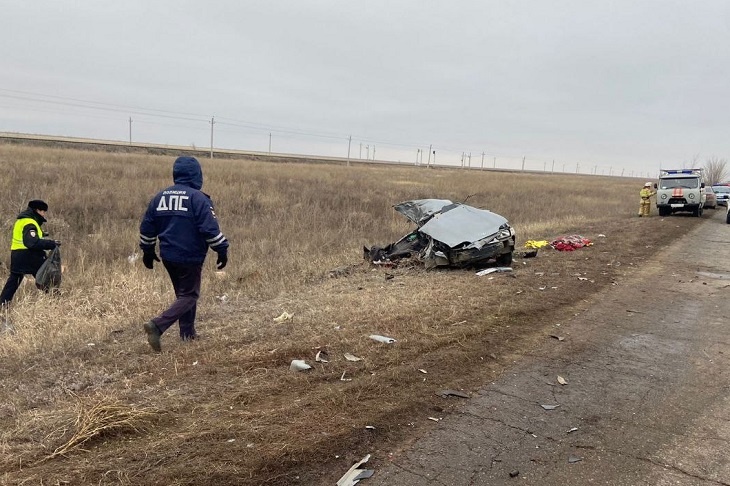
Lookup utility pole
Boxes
[359,143,362,159]
[521,156,526,171]
[481,152,485,169]
[415,148,420,165]
[268,133,272,153]
[493,156,496,168]
[543,161,546,172]
[427,144,432,167]
[576,163,579,174]
[366,145,369,160]
[128,117,132,145]
[347,135,352,167]
[372,145,375,160]
[468,152,472,169]
[209,116,215,159]
[621,168,625,177]
[551,160,555,173]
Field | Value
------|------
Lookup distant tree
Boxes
[704,156,728,185]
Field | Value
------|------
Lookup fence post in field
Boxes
[209,116,215,159]
[347,136,351,167]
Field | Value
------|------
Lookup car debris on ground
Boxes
[337,454,374,486]
[364,199,516,269]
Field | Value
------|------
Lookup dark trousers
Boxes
[152,260,202,339]
[0,272,26,306]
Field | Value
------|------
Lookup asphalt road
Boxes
[370,209,730,486]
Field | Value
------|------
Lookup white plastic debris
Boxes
[127,253,139,264]
[567,427,579,433]
[340,371,352,382]
[337,454,373,486]
[540,404,560,410]
[273,311,293,323]
[289,359,311,371]
[369,334,396,344]
[427,417,440,422]
[315,350,329,363]
[215,294,229,303]
[557,375,567,385]
[598,234,606,238]
[344,353,363,362]
[476,267,513,276]
[418,369,428,374]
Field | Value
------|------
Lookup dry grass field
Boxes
[0,143,701,485]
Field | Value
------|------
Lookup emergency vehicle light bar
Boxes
[662,169,703,175]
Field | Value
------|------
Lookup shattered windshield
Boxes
[660,177,699,189]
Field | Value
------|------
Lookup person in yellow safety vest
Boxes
[639,182,656,217]
[0,200,60,306]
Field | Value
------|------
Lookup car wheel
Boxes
[496,251,513,266]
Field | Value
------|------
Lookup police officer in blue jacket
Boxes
[139,156,229,352]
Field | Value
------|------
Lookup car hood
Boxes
[394,199,509,249]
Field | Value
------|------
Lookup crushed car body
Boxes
[365,199,516,269]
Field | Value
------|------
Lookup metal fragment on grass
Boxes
[273,311,293,323]
[549,334,565,341]
[540,404,560,410]
[418,369,427,374]
[475,266,512,276]
[340,371,352,382]
[369,334,396,344]
[557,375,567,385]
[289,359,311,372]
[567,427,578,433]
[337,453,372,486]
[568,455,583,464]
[344,353,362,362]
[315,350,329,363]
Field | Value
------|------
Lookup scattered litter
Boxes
[315,350,329,363]
[519,249,538,258]
[476,267,512,276]
[369,334,396,344]
[427,417,440,422]
[568,455,583,464]
[418,369,428,374]
[192,361,199,366]
[127,253,139,264]
[337,454,373,486]
[534,271,545,276]
[567,427,578,433]
[365,425,376,430]
[215,294,229,303]
[437,389,470,399]
[340,371,352,382]
[509,470,520,478]
[226,438,236,443]
[540,404,560,410]
[538,286,547,291]
[86,343,95,347]
[577,277,588,281]
[549,334,565,341]
[557,375,567,385]
[273,311,293,323]
[344,353,363,362]
[289,359,311,372]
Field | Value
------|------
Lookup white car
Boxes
[712,185,730,207]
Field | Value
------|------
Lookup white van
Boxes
[655,169,706,217]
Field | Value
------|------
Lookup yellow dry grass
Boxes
[0,142,677,485]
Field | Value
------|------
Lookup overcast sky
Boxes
[2,1,729,176]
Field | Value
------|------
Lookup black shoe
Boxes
[181,333,198,341]
[143,321,162,352]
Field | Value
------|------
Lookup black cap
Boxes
[28,200,48,211]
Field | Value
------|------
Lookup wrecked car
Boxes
[365,199,516,269]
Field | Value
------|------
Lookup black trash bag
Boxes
[36,247,62,290]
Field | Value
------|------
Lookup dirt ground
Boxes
[1,209,717,485]
[368,209,730,485]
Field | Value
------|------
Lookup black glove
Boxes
[143,251,160,269]
[216,252,228,270]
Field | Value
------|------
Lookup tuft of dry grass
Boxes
[42,396,158,462]
[0,142,696,485]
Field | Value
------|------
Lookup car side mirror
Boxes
[701,182,706,188]
[653,183,657,189]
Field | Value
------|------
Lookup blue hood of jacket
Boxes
[172,156,203,190]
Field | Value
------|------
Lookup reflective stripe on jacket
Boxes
[11,218,42,250]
